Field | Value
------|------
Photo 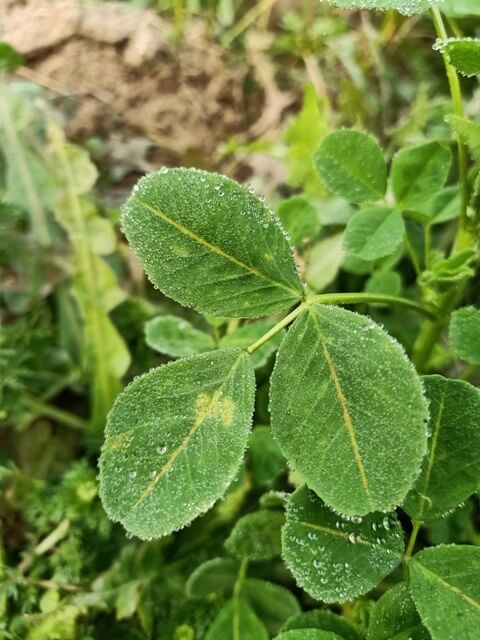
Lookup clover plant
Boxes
[98,1,480,638]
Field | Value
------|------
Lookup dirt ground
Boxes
[1,0,296,180]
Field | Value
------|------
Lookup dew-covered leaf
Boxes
[314,130,386,203]
[121,168,303,318]
[367,582,430,640]
[391,142,452,213]
[270,304,428,516]
[409,545,480,640]
[248,426,286,487]
[225,510,284,561]
[220,320,284,369]
[323,1,438,16]
[99,347,255,539]
[282,486,404,603]
[244,579,300,635]
[440,38,480,77]
[206,598,269,640]
[282,609,362,640]
[440,0,480,17]
[404,376,480,522]
[145,315,214,358]
[344,208,405,261]
[449,306,480,365]
[186,558,239,598]
[278,196,321,247]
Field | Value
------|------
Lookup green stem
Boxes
[18,519,70,575]
[247,294,435,355]
[412,284,465,371]
[430,7,469,240]
[313,293,436,319]
[233,557,249,599]
[403,520,422,579]
[25,396,88,430]
[247,303,306,353]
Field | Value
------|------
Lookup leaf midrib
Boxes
[310,308,372,505]
[416,392,446,520]
[318,146,385,198]
[138,199,301,298]
[413,560,480,611]
[131,352,246,510]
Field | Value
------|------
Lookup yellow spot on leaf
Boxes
[195,392,235,427]
[107,432,130,451]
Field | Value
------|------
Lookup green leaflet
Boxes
[440,38,480,77]
[419,250,477,291]
[270,304,428,516]
[449,306,480,365]
[225,510,284,561]
[440,0,480,16]
[445,116,480,164]
[391,142,452,213]
[99,347,255,539]
[244,579,300,635]
[314,130,387,203]
[282,609,362,640]
[122,168,303,318]
[425,186,461,225]
[367,583,430,640]
[278,196,321,247]
[404,376,480,522]
[282,486,404,603]
[324,1,437,15]
[306,233,345,292]
[409,545,480,640]
[284,84,329,197]
[344,208,405,261]
[146,316,283,368]
[145,315,215,358]
[365,271,402,297]
[186,558,239,598]
[276,632,344,640]
[206,598,268,640]
[248,426,286,487]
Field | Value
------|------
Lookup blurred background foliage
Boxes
[0,0,479,637]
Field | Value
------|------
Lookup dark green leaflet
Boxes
[205,598,268,640]
[122,168,303,318]
[404,375,480,521]
[367,582,430,640]
[282,486,404,603]
[314,130,386,203]
[99,348,255,539]
[270,304,428,515]
[409,545,480,640]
